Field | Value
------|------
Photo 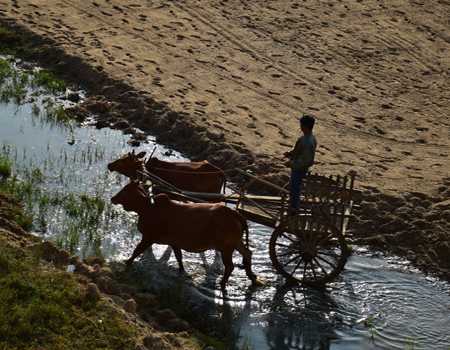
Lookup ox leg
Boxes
[126,240,152,266]
[236,242,257,284]
[220,249,234,290]
[173,247,186,273]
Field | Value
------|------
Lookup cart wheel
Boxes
[269,216,350,287]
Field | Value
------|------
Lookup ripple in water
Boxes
[136,222,450,350]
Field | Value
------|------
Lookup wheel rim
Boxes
[270,217,349,286]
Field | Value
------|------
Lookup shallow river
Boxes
[0,88,449,349]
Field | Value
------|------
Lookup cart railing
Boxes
[234,169,359,234]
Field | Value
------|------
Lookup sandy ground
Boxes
[1,0,449,195]
[0,0,449,277]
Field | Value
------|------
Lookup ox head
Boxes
[111,180,150,213]
[107,150,146,179]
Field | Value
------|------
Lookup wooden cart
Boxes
[141,168,358,287]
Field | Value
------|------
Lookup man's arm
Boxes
[283,150,293,158]
[284,138,301,159]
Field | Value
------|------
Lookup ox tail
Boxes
[222,176,227,195]
[237,212,249,248]
[235,215,257,283]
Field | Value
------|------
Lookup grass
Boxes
[0,171,109,254]
[32,69,65,94]
[0,241,138,350]
[0,57,66,106]
[0,58,13,84]
[0,155,12,178]
[0,151,110,248]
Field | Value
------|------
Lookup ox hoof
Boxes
[219,280,227,291]
[178,269,190,278]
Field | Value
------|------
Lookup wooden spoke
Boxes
[281,232,297,243]
[270,220,349,287]
[278,249,301,257]
[316,255,337,269]
[275,241,292,247]
[311,263,318,279]
[282,254,302,267]
[313,257,329,276]
[289,256,304,277]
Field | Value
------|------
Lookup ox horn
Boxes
[149,145,157,159]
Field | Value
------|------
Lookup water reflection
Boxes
[266,286,338,350]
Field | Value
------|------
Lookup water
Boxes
[0,69,449,350]
[0,96,185,258]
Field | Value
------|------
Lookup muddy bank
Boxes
[0,19,448,282]
[352,181,450,280]
[0,190,222,350]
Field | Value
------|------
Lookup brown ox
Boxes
[107,151,225,194]
[111,181,257,289]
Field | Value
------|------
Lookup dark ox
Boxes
[107,151,225,194]
[111,181,258,289]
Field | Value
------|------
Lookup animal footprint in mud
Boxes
[265,122,278,128]
[354,116,366,124]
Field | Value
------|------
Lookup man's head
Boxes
[299,114,315,134]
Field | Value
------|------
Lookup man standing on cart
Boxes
[284,114,317,212]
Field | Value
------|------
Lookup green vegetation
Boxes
[0,155,33,230]
[0,150,111,254]
[0,57,67,107]
[0,154,12,178]
[0,58,13,83]
[0,171,108,255]
[0,61,28,104]
[32,69,65,93]
[0,242,137,350]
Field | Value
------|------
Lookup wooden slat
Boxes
[236,169,289,193]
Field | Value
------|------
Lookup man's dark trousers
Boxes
[290,169,307,209]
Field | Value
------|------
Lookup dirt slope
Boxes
[1,0,449,195]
